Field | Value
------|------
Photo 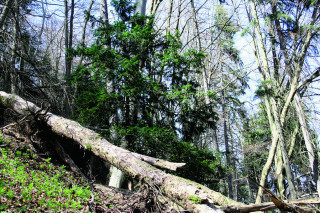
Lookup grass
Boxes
[0,131,92,212]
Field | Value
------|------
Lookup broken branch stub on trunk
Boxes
[0,91,246,212]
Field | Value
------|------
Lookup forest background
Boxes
[0,0,320,205]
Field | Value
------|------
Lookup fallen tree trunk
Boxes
[1,91,243,212]
[221,198,320,213]
[1,91,319,212]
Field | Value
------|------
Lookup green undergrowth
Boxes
[0,132,92,212]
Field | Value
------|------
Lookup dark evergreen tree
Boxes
[70,0,225,189]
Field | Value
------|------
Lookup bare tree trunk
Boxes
[271,0,320,197]
[249,0,297,201]
[64,0,74,78]
[222,91,233,199]
[64,0,70,78]
[212,129,219,152]
[270,99,297,200]
[294,93,320,196]
[68,0,74,53]
[62,0,74,116]
[288,123,299,158]
[166,0,173,33]
[175,0,182,31]
[136,0,147,15]
[9,0,19,95]
[149,0,162,15]
[79,0,94,65]
[0,0,13,29]
[98,0,124,188]
[275,146,285,199]
[249,23,278,203]
[255,132,278,203]
[99,0,109,22]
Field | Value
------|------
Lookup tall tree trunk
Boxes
[149,0,163,15]
[229,124,237,201]
[63,0,74,116]
[98,0,124,188]
[250,0,297,201]
[275,146,285,199]
[64,0,74,78]
[79,0,94,65]
[64,0,70,78]
[249,21,278,203]
[68,0,74,52]
[0,0,14,29]
[212,129,219,152]
[166,0,173,33]
[190,0,201,49]
[175,0,181,31]
[99,0,109,22]
[270,98,297,200]
[136,0,147,15]
[288,123,299,158]
[294,93,320,196]
[9,0,19,95]
[222,91,233,199]
[271,0,320,197]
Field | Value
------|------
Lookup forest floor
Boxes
[0,127,164,213]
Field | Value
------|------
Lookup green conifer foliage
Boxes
[70,0,225,189]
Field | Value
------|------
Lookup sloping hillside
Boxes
[0,128,168,212]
